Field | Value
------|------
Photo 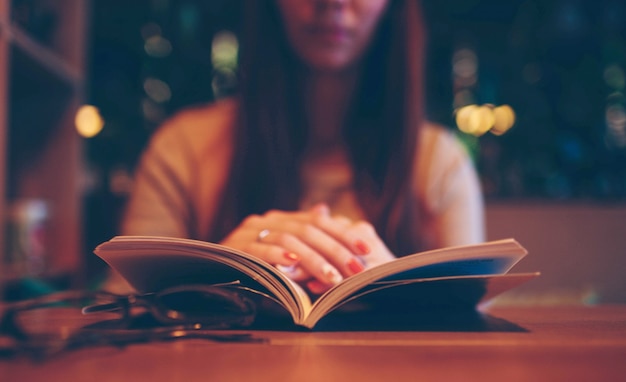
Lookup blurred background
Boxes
[1,0,625,302]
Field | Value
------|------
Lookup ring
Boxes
[276,264,298,274]
[257,229,270,242]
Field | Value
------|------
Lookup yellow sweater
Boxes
[121,98,485,251]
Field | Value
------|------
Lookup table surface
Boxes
[1,304,625,382]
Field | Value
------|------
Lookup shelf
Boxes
[7,42,75,198]
[0,0,88,293]
[6,21,82,86]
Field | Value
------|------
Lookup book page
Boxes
[94,236,312,322]
[305,272,539,329]
[308,238,527,325]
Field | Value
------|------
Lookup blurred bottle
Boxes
[4,199,49,278]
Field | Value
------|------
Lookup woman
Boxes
[120,0,485,294]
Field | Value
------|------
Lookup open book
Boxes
[94,236,538,329]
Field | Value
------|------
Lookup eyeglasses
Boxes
[0,284,264,360]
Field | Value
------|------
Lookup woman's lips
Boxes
[308,25,352,45]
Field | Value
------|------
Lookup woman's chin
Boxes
[302,54,359,74]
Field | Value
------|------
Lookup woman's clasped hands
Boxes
[220,203,395,294]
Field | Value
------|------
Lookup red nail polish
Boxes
[347,257,365,274]
[322,264,343,284]
[307,280,326,295]
[355,240,370,255]
[284,251,299,262]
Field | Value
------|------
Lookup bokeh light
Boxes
[452,48,478,88]
[75,105,104,138]
[144,35,172,58]
[211,31,238,71]
[211,30,239,98]
[605,103,626,148]
[492,105,516,136]
[455,104,516,137]
[143,77,172,103]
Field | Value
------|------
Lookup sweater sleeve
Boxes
[417,126,486,249]
[120,101,235,239]
[120,119,197,238]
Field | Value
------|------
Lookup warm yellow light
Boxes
[455,104,478,134]
[456,104,495,136]
[469,105,495,136]
[211,31,238,70]
[492,105,516,135]
[456,104,516,136]
[75,105,104,138]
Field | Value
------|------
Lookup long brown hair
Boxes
[211,0,426,256]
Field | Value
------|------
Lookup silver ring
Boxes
[257,229,270,242]
[276,264,298,274]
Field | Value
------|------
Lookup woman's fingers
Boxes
[249,208,364,277]
[220,206,386,291]
[254,227,346,285]
[306,204,371,256]
[347,220,396,268]
[222,220,346,285]
[276,264,310,281]
[306,279,333,295]
[245,241,301,266]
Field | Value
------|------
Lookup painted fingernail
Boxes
[307,280,327,295]
[284,251,300,262]
[347,257,365,274]
[311,203,330,215]
[355,240,370,255]
[322,263,343,285]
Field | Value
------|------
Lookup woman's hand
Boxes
[220,203,395,294]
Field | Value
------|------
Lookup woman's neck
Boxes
[304,70,359,148]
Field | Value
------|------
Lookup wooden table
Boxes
[1,305,625,382]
